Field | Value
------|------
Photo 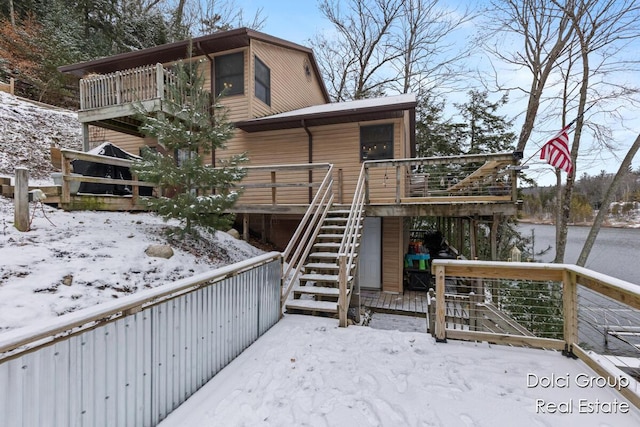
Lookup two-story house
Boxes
[59,28,520,310]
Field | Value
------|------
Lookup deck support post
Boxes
[82,123,90,152]
[491,214,499,261]
[338,254,348,327]
[243,213,249,241]
[14,168,29,232]
[435,264,447,342]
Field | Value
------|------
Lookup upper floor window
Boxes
[215,52,244,96]
[360,124,394,161]
[254,56,271,106]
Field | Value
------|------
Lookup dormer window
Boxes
[215,52,244,96]
[254,56,271,106]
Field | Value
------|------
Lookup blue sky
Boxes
[233,1,640,187]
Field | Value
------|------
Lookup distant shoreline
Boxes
[518,217,640,229]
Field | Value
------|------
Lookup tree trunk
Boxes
[9,0,15,27]
[577,133,640,266]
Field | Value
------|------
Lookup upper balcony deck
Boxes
[77,64,210,136]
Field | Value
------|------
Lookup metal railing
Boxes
[281,165,334,305]
[337,163,367,327]
[364,152,518,204]
[431,259,640,409]
[0,252,282,427]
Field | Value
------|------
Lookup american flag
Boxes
[540,125,573,175]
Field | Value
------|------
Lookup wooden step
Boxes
[285,299,338,314]
[325,216,348,221]
[328,209,352,215]
[304,262,340,271]
[299,273,353,284]
[293,285,346,296]
[308,252,358,260]
[321,225,347,231]
[313,242,341,249]
[317,233,346,240]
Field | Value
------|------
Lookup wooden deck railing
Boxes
[0,77,14,95]
[79,64,175,110]
[232,163,334,210]
[364,152,519,204]
[60,148,156,210]
[431,259,640,409]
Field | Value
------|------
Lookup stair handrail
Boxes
[281,164,334,305]
[337,163,367,326]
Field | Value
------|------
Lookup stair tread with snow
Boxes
[293,285,351,296]
[308,252,358,260]
[304,262,355,272]
[285,299,338,313]
[312,242,360,250]
[299,273,353,283]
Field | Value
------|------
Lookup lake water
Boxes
[518,223,640,285]
[518,224,640,356]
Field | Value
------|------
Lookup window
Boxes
[360,124,394,161]
[254,56,271,106]
[214,52,244,96]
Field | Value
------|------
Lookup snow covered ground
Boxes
[0,197,263,333]
[0,91,82,181]
[159,315,640,427]
[3,84,640,427]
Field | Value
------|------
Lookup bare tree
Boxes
[577,134,640,266]
[312,0,405,101]
[163,0,265,38]
[482,0,574,152]
[551,0,640,262]
[8,0,15,27]
[390,0,473,97]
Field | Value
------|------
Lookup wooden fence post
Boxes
[435,264,447,342]
[14,168,29,231]
[562,270,578,356]
[427,288,436,336]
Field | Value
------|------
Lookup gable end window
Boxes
[254,56,271,106]
[215,52,244,96]
[360,124,394,161]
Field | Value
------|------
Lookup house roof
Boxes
[58,27,330,102]
[235,93,417,133]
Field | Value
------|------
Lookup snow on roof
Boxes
[246,93,417,123]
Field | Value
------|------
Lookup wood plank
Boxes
[445,160,510,193]
[445,330,566,350]
[573,345,640,410]
[285,300,338,313]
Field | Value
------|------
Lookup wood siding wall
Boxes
[250,40,327,117]
[87,127,145,154]
[382,216,404,293]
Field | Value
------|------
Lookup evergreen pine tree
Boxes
[132,56,247,236]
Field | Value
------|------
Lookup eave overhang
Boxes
[236,95,417,133]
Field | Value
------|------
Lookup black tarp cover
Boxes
[72,142,151,196]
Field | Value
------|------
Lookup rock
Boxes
[226,228,240,239]
[145,244,174,259]
[63,274,73,286]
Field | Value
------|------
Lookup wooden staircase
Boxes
[285,207,364,317]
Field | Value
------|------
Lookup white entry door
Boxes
[358,217,382,289]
